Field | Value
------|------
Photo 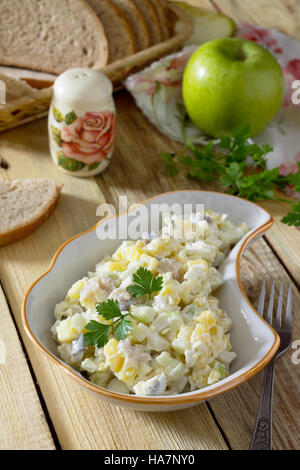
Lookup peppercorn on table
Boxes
[0,0,300,451]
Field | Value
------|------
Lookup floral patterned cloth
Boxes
[125,24,300,198]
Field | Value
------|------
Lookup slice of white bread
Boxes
[0,66,56,84]
[132,0,162,45]
[0,0,108,75]
[110,0,151,50]
[0,179,61,246]
[0,74,41,106]
[86,0,136,62]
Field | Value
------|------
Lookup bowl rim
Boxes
[22,190,280,405]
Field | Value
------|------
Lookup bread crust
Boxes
[87,0,137,62]
[0,185,61,246]
[149,0,170,41]
[110,0,151,50]
[132,0,162,45]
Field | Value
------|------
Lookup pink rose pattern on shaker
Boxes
[51,108,116,171]
[61,111,115,164]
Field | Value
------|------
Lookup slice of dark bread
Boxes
[132,0,162,45]
[149,0,170,40]
[0,179,61,246]
[0,0,109,74]
[86,0,137,62]
[111,0,151,50]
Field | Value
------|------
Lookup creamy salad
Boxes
[51,211,248,396]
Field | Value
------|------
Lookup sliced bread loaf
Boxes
[132,0,162,45]
[0,179,61,245]
[110,0,151,50]
[86,0,136,62]
[0,0,108,74]
[149,0,170,40]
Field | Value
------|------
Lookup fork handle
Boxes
[249,360,275,450]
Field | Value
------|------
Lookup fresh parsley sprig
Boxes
[83,299,132,348]
[83,269,163,348]
[161,124,300,226]
[281,201,300,226]
[127,267,163,299]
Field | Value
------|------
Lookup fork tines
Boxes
[257,281,293,331]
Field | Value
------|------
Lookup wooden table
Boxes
[0,0,299,451]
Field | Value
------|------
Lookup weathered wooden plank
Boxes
[0,118,227,450]
[0,284,55,449]
[258,200,300,288]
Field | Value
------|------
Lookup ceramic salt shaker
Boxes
[48,68,116,177]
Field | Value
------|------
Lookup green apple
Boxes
[182,38,285,137]
[173,2,236,45]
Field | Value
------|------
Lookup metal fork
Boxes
[249,281,293,450]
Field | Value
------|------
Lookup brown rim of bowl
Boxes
[22,190,280,405]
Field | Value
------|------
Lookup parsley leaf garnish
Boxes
[281,201,300,226]
[284,162,300,192]
[127,267,163,298]
[115,319,132,341]
[161,124,300,227]
[83,320,110,349]
[96,299,123,320]
[83,269,163,348]
[83,300,132,348]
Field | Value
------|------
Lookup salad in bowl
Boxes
[23,191,279,411]
[51,210,248,396]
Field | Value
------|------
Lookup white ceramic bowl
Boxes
[22,191,279,412]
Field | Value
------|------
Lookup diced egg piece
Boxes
[185,240,217,263]
[153,277,181,311]
[112,240,135,261]
[79,277,107,309]
[144,237,177,258]
[56,314,87,343]
[139,253,159,273]
[104,339,125,373]
[133,373,167,396]
[67,278,87,301]
[218,350,237,366]
[104,338,150,385]
[186,258,208,271]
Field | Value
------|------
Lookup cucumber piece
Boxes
[130,305,156,324]
[174,2,236,45]
[213,359,226,377]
